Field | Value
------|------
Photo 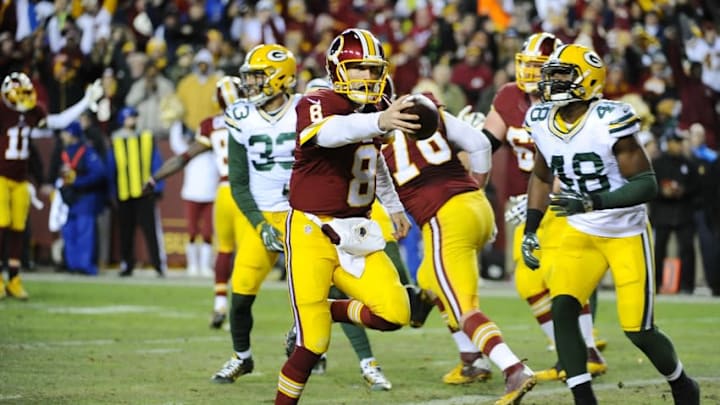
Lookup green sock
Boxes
[385,241,411,285]
[589,289,598,321]
[230,293,256,353]
[328,285,373,360]
[552,295,587,377]
[625,327,680,375]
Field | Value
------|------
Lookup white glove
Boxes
[504,194,528,226]
[457,105,487,129]
[85,79,104,112]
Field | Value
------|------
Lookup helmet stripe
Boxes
[359,30,376,57]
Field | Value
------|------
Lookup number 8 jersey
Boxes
[524,99,646,237]
[225,94,301,212]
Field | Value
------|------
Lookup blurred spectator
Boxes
[125,61,175,138]
[418,63,467,115]
[238,0,285,53]
[57,121,106,275]
[106,107,166,277]
[451,45,494,107]
[475,65,510,115]
[685,21,720,93]
[676,62,719,150]
[688,123,720,296]
[650,132,700,294]
[175,49,223,132]
[166,45,194,84]
[392,37,424,96]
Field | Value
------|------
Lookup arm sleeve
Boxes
[313,112,386,148]
[375,153,404,214]
[228,135,265,229]
[590,170,658,209]
[46,97,90,129]
[442,111,492,174]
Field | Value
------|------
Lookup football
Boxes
[402,94,439,140]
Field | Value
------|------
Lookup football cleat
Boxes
[535,362,562,382]
[406,285,435,328]
[671,376,700,405]
[443,353,492,384]
[594,328,607,352]
[6,276,28,300]
[211,354,254,383]
[360,358,392,391]
[209,310,226,329]
[496,364,536,405]
[312,354,328,375]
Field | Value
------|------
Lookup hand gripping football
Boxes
[403,94,439,140]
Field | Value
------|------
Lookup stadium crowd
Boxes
[1,0,719,289]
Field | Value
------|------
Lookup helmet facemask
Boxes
[332,60,388,105]
[515,54,547,94]
[539,63,585,105]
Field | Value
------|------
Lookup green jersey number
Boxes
[248,132,295,171]
[551,152,610,194]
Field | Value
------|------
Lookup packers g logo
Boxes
[584,51,603,68]
[268,50,288,62]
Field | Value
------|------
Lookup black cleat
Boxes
[672,377,700,405]
[406,285,435,328]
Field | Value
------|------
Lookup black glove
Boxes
[549,190,595,216]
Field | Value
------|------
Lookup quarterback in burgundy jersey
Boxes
[276,28,419,405]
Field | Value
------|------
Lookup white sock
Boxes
[578,313,596,348]
[488,343,521,371]
[540,320,555,345]
[236,349,252,360]
[452,331,479,353]
[214,295,228,312]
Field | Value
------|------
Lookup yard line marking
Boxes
[396,376,720,405]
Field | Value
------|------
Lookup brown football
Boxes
[402,94,439,140]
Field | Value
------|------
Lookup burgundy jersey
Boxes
[0,102,47,181]
[289,89,382,218]
[382,114,478,226]
[492,82,535,197]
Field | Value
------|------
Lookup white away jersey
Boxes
[524,99,646,237]
[224,94,301,212]
[196,115,230,181]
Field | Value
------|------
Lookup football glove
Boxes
[259,221,284,252]
[457,105,486,129]
[504,194,528,226]
[520,232,541,270]
[550,190,594,216]
[84,79,104,112]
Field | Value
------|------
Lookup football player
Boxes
[523,43,699,405]
[1,72,102,299]
[462,33,606,381]
[146,75,244,328]
[382,92,537,404]
[275,28,422,405]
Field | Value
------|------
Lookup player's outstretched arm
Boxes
[151,141,210,182]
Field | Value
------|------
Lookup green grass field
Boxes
[1,271,718,405]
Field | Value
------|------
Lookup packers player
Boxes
[462,33,606,381]
[522,43,699,405]
[1,72,102,300]
[147,75,244,328]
